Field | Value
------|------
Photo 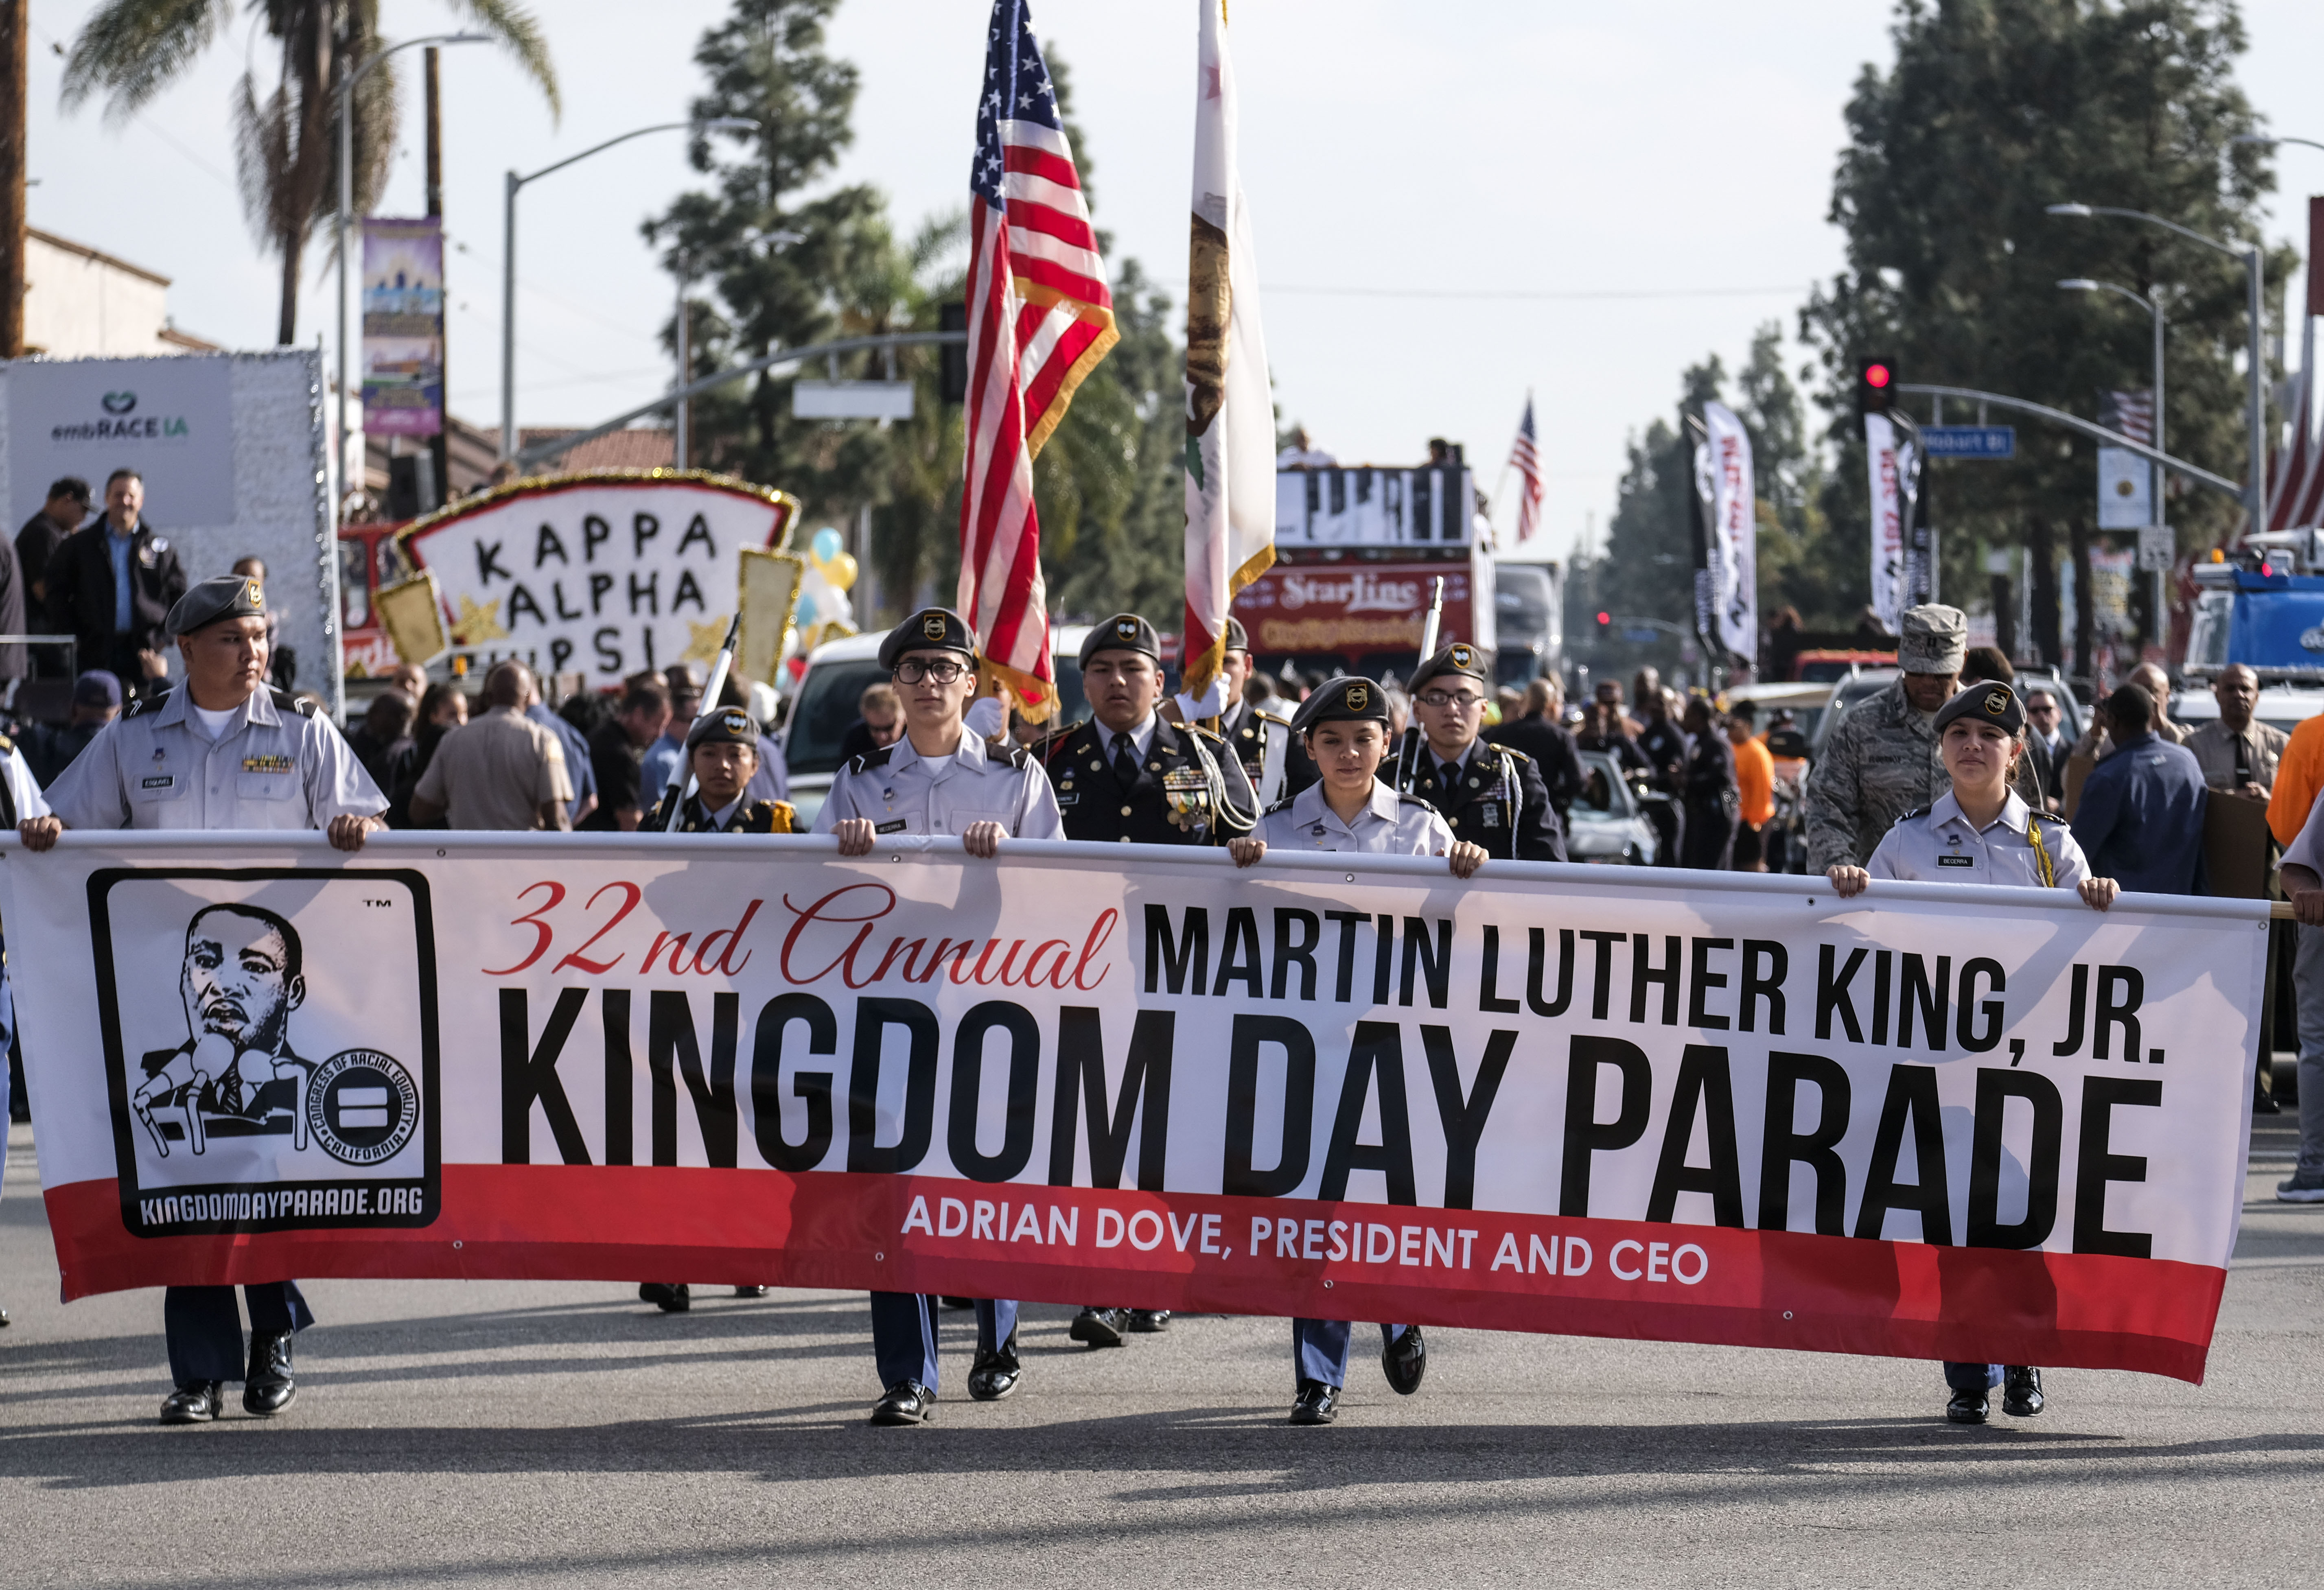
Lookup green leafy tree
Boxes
[61,0,556,345]
[646,0,901,524]
[1800,0,2284,671]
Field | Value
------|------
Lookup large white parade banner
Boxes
[2,834,2264,1381]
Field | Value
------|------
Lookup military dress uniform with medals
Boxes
[1864,683,2086,1423]
[1392,643,1566,862]
[40,575,387,1421]
[809,608,1064,1420]
[1045,616,1256,1346]
[1254,678,1438,1419]
[1046,616,1258,847]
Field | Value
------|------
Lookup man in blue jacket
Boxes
[2072,681,2207,895]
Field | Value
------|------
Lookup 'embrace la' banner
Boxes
[1,834,2264,1382]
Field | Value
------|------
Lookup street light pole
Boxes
[336,32,486,518]
[496,118,756,461]
[2059,277,2167,643]
[672,257,689,470]
[2046,202,2267,534]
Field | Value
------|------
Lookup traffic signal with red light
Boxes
[1855,356,1899,417]
[1595,610,1612,629]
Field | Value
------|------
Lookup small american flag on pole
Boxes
[959,0,1118,719]
[1509,393,1545,544]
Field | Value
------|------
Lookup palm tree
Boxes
[61,1,558,346]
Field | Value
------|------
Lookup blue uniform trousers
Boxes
[870,1293,1017,1391]
[1293,1318,1409,1388]
[164,1282,313,1384]
[1944,1360,2006,1392]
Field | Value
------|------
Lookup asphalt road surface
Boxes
[3,1115,2320,1588]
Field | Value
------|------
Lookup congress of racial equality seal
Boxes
[304,1048,420,1166]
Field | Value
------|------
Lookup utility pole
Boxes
[2,0,27,358]
[425,46,449,506]
[673,258,690,470]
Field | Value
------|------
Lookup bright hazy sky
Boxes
[20,0,2324,561]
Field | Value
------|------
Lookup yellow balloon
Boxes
[825,551,859,591]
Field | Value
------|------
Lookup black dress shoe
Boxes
[968,1336,1023,1402]
[160,1381,223,1424]
[1070,1306,1127,1348]
[639,1282,691,1313]
[2002,1365,2045,1417]
[243,1330,297,1416]
[0,1302,10,1327]
[1129,1309,1171,1333]
[1382,1324,1427,1395]
[1290,1379,1339,1425]
[1946,1386,1989,1424]
[732,1286,770,1299]
[870,1380,935,1426]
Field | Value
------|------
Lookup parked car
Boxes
[1565,750,1658,865]
[783,623,1094,829]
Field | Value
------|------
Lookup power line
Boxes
[1257,282,1808,302]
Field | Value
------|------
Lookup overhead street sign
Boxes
[1921,424,2016,459]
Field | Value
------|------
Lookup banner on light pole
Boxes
[1701,400,1757,660]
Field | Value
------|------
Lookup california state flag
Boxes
[1181,0,1274,707]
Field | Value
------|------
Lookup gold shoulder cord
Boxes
[2026,816,2057,888]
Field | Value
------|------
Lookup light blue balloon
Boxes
[812,527,845,564]
[794,589,821,624]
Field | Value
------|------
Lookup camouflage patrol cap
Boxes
[684,705,762,753]
[1410,641,1491,693]
[1933,681,2025,737]
[1079,613,1162,668]
[166,573,267,638]
[1289,676,1390,735]
[879,607,978,670]
[1224,617,1251,653]
[1897,604,1967,675]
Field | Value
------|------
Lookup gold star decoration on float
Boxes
[684,614,733,667]
[447,595,507,645]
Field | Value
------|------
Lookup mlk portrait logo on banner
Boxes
[89,867,441,1237]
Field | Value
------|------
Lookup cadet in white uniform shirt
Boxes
[0,732,48,1332]
[813,607,1062,1426]
[1826,681,2117,1429]
[1229,676,1486,1426]
[20,573,386,1427]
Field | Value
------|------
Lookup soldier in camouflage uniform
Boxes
[1801,604,1965,871]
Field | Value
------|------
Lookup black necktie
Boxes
[1113,733,1139,788]
[1442,760,1462,790]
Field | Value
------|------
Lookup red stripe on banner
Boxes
[43,1168,2225,1382]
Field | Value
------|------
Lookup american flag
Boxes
[958,0,1118,718]
[1509,393,1545,543]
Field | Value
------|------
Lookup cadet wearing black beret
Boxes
[878,607,977,670]
[1393,642,1565,863]
[165,573,267,637]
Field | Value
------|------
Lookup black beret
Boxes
[166,573,267,637]
[1224,617,1250,652]
[1290,676,1391,735]
[1410,641,1490,693]
[685,706,761,753]
[879,608,978,670]
[1079,613,1162,668]
[1933,682,2024,737]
